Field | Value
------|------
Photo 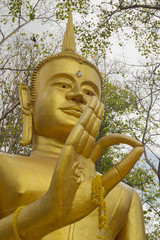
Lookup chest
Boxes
[0,159,53,218]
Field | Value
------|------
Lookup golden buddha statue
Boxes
[0,13,146,239]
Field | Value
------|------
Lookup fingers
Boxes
[97,134,143,148]
[90,134,143,163]
[79,97,104,134]
[65,124,84,147]
[76,130,90,153]
[66,96,104,158]
[101,146,144,194]
[85,103,103,138]
[81,135,95,158]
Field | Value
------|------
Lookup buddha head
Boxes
[19,12,103,145]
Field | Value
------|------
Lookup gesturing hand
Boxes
[48,96,143,228]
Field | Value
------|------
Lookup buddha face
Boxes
[33,58,101,141]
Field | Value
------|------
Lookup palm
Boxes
[49,96,143,227]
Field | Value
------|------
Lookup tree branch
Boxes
[143,146,158,176]
[144,201,160,217]
[0,21,30,46]
[33,0,41,11]
[119,3,160,11]
[0,67,34,72]
[0,101,19,121]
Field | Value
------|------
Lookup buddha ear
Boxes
[19,83,32,114]
[19,84,33,146]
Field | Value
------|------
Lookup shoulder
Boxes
[0,152,29,191]
[105,182,133,212]
[0,152,24,172]
[116,181,133,196]
[0,152,28,163]
[0,152,20,161]
[0,152,15,171]
[104,182,133,229]
[116,182,141,206]
[0,152,23,186]
[0,153,31,184]
[130,187,142,207]
[107,181,133,199]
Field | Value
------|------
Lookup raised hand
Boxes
[47,96,103,225]
[47,96,144,228]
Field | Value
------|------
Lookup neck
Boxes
[31,135,65,158]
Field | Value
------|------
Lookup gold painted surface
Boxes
[0,12,146,240]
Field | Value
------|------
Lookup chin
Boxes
[53,123,77,141]
[62,123,76,135]
[62,116,79,128]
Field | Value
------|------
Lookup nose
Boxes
[65,83,87,104]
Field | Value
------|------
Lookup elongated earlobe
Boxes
[19,114,32,146]
[19,84,33,146]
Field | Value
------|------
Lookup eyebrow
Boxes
[48,73,76,83]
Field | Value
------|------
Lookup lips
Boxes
[60,106,83,118]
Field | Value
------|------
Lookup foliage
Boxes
[100,80,137,136]
[97,79,139,172]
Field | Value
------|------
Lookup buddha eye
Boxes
[84,90,94,96]
[82,86,96,97]
[61,83,71,89]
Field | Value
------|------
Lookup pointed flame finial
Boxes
[62,12,76,53]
